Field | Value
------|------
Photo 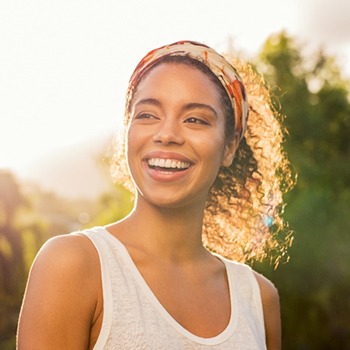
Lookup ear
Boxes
[222,132,240,167]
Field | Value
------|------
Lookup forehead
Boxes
[131,62,222,105]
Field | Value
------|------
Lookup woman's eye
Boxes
[135,113,157,120]
[185,117,209,125]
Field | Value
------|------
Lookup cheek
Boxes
[126,124,141,153]
[199,137,227,172]
[125,124,150,176]
[125,126,138,169]
[203,124,227,156]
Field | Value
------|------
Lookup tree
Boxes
[88,183,133,227]
[0,171,27,349]
[254,32,350,348]
[257,31,350,193]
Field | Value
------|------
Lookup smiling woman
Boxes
[114,43,293,263]
[17,41,294,350]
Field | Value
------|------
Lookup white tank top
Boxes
[80,226,266,349]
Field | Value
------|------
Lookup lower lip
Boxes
[143,162,192,182]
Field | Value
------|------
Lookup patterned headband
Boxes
[128,40,249,140]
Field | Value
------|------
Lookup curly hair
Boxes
[111,54,295,266]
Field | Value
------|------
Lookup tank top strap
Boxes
[77,227,114,349]
[218,256,266,343]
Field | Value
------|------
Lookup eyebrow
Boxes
[133,98,161,108]
[181,102,218,118]
[134,99,218,118]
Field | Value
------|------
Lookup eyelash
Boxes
[185,117,209,125]
[134,113,157,120]
[134,113,210,126]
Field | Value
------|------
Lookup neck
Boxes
[117,195,208,261]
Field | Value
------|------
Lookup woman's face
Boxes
[126,63,238,209]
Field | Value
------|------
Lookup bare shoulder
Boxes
[253,270,282,350]
[18,233,101,350]
[27,233,100,286]
[26,232,101,306]
[36,233,98,268]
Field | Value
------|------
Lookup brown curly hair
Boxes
[111,54,295,266]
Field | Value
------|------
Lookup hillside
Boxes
[18,133,116,200]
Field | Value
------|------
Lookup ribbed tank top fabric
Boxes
[79,226,267,349]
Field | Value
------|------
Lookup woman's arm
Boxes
[254,271,282,350]
[17,234,101,350]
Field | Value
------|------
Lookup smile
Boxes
[147,158,191,170]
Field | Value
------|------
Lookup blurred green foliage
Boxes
[0,172,49,349]
[253,32,350,349]
[0,32,349,349]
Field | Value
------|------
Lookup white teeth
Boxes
[148,158,190,169]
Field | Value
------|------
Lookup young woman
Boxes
[17,41,293,349]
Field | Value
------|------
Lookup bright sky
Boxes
[1,0,350,175]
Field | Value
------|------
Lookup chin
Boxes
[137,189,207,212]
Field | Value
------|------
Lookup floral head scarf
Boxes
[127,40,249,140]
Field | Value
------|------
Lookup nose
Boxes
[152,118,185,145]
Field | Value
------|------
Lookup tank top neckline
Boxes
[97,225,239,345]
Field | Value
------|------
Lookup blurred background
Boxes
[1,0,349,348]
